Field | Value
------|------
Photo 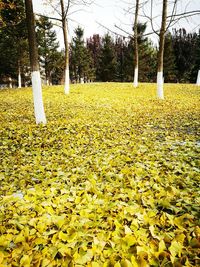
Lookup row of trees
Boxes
[83,27,200,85]
[1,14,200,85]
[0,0,200,124]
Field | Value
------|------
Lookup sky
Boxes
[33,0,200,48]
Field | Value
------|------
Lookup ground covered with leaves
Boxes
[0,83,199,267]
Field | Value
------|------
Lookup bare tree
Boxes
[133,0,139,87]
[25,0,46,124]
[42,0,94,94]
[60,0,70,94]
[157,0,167,99]
[113,0,151,87]
[145,0,200,98]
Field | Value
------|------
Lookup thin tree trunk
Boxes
[9,77,12,88]
[25,0,46,124]
[157,0,167,99]
[133,0,139,87]
[60,0,70,94]
[18,64,22,88]
[196,70,200,86]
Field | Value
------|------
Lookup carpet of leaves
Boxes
[0,83,199,267]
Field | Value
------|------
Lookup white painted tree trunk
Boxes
[157,72,164,99]
[80,77,84,84]
[31,71,47,124]
[196,70,200,86]
[9,77,12,88]
[18,68,22,88]
[64,67,70,94]
[133,67,138,87]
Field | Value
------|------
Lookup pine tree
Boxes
[190,30,200,84]
[86,34,102,81]
[123,37,134,82]
[99,34,117,82]
[70,26,95,83]
[0,0,29,87]
[36,16,60,85]
[115,37,126,82]
[163,32,177,82]
[137,23,157,82]
[172,28,197,83]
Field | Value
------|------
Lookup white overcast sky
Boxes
[33,0,200,47]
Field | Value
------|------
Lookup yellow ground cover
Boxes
[0,83,199,266]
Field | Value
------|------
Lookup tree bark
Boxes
[60,0,70,94]
[157,0,167,99]
[25,0,46,124]
[133,0,139,88]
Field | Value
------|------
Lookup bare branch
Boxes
[167,9,200,19]
[35,13,62,22]
[166,0,178,31]
[96,21,128,39]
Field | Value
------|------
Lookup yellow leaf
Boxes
[121,259,133,267]
[124,225,132,235]
[58,244,72,257]
[158,240,166,253]
[20,255,30,267]
[123,235,136,247]
[91,262,100,267]
[0,236,9,247]
[0,251,4,264]
[53,215,65,229]
[139,259,149,267]
[74,249,93,264]
[131,256,139,267]
[169,240,183,263]
[15,232,25,243]
[58,231,68,242]
[175,233,185,244]
[149,225,160,240]
[34,237,47,245]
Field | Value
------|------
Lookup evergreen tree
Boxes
[0,0,29,87]
[123,23,157,83]
[99,34,117,82]
[137,23,157,82]
[123,37,134,82]
[50,50,65,85]
[36,16,60,85]
[86,34,102,81]
[115,37,126,82]
[190,30,200,83]
[163,32,177,82]
[70,26,95,83]
[172,28,197,83]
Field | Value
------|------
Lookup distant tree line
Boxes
[0,0,200,87]
[72,26,200,84]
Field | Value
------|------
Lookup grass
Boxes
[0,83,199,266]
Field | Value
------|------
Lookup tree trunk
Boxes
[133,0,139,87]
[18,64,22,88]
[9,77,12,88]
[196,70,200,86]
[25,0,46,124]
[157,0,167,99]
[60,0,70,94]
